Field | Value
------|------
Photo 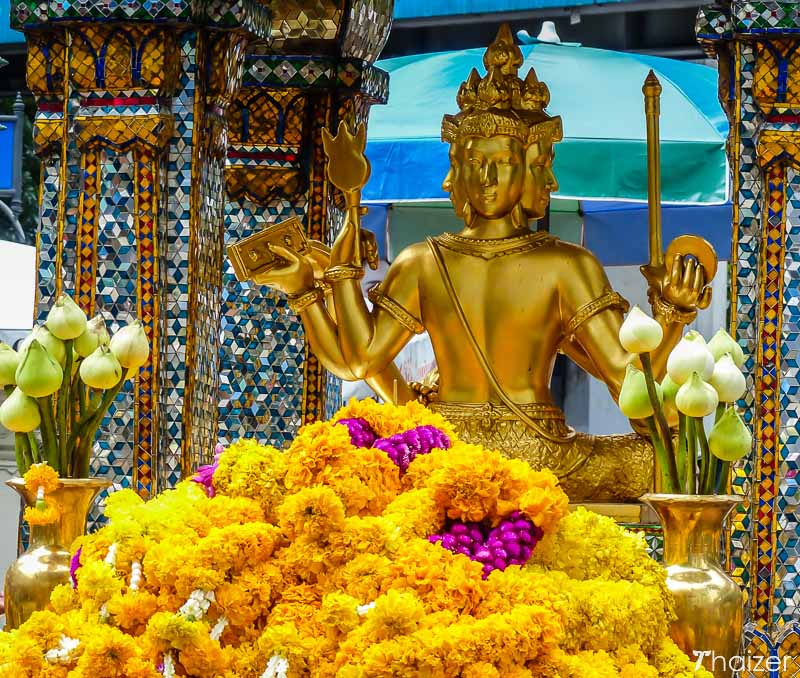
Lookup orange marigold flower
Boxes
[23,462,60,495]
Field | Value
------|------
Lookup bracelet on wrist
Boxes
[652,295,697,325]
[323,264,365,283]
[287,286,324,314]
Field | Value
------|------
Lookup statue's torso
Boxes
[412,232,573,405]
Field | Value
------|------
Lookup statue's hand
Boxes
[322,122,371,198]
[252,244,315,296]
[661,253,713,310]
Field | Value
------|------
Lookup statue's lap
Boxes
[429,401,654,502]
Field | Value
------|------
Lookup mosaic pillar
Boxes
[13,1,268,499]
[219,1,393,450]
[698,1,800,667]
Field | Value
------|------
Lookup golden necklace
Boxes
[434,230,553,260]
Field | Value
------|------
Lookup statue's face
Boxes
[458,135,526,220]
[522,139,558,220]
[443,134,558,223]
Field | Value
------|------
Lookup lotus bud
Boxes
[619,306,663,354]
[0,388,41,432]
[80,346,123,390]
[661,373,680,418]
[109,321,149,370]
[710,354,747,403]
[75,315,110,358]
[15,339,63,398]
[0,343,20,386]
[708,329,745,368]
[619,364,662,419]
[675,371,719,418]
[45,294,87,341]
[666,330,715,384]
[709,407,752,461]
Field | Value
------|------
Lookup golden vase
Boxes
[4,477,110,629]
[642,493,743,678]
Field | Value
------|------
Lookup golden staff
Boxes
[643,70,664,270]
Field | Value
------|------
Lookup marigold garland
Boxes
[0,399,712,678]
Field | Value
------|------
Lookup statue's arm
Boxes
[329,238,424,381]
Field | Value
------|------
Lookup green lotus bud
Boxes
[619,306,663,354]
[75,314,110,358]
[708,329,745,368]
[109,320,149,369]
[709,407,752,461]
[710,354,746,403]
[675,371,719,418]
[79,346,122,390]
[45,294,87,341]
[0,343,20,386]
[619,364,662,419]
[661,373,680,418]
[0,387,41,433]
[666,330,715,385]
[15,339,63,398]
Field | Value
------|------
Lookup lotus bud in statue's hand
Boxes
[710,354,746,403]
[45,294,87,341]
[0,388,41,432]
[619,306,663,354]
[0,344,20,386]
[15,340,63,398]
[75,315,111,358]
[709,407,752,461]
[666,330,715,384]
[708,329,745,368]
[79,346,122,390]
[109,320,149,370]
[675,371,719,418]
[619,364,661,419]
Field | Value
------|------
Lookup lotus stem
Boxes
[26,432,40,464]
[14,434,29,476]
[646,417,678,493]
[696,416,714,494]
[687,418,698,494]
[640,352,675,458]
[57,339,73,476]
[37,395,59,471]
[677,413,687,492]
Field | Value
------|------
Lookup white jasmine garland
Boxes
[261,654,289,678]
[179,589,216,621]
[104,542,118,568]
[210,616,229,641]
[44,636,79,665]
[129,560,143,591]
[162,652,176,678]
[356,601,375,616]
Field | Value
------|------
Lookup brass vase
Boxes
[4,477,110,629]
[642,493,743,678]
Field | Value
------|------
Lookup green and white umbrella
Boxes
[363,41,729,205]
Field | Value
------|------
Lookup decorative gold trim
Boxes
[652,295,697,326]
[434,230,552,260]
[368,284,424,334]
[565,291,630,339]
[323,264,365,282]
[287,286,324,314]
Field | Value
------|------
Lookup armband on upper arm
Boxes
[368,283,424,334]
[564,291,629,341]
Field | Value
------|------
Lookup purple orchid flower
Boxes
[192,443,225,498]
[336,418,378,448]
[373,425,451,473]
[70,546,82,589]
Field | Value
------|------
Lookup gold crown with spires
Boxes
[441,24,563,146]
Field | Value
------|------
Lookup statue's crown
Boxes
[442,24,563,146]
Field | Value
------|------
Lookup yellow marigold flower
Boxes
[71,625,146,678]
[24,502,60,526]
[107,591,159,636]
[22,462,60,495]
[278,485,346,541]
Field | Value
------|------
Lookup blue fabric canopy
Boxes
[395,0,640,20]
[363,43,729,205]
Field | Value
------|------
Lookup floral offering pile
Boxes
[0,400,710,678]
